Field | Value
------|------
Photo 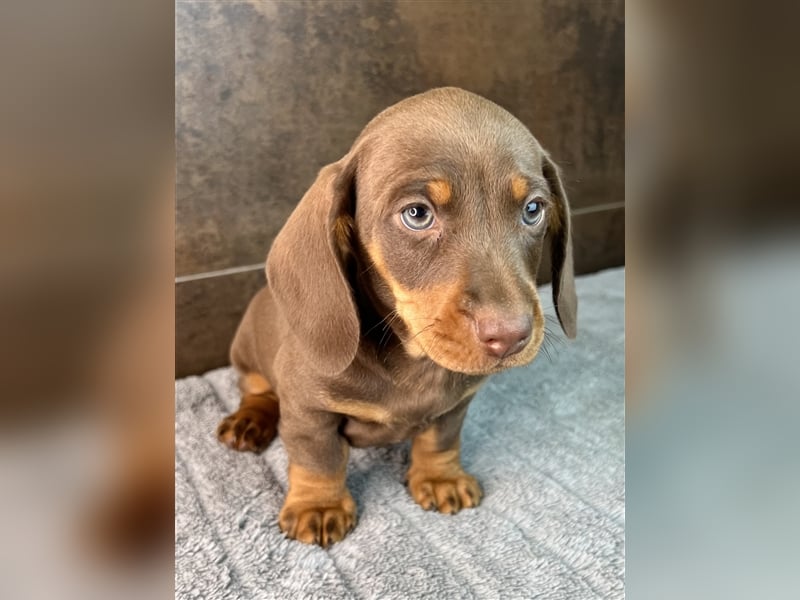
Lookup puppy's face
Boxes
[350,90,565,375]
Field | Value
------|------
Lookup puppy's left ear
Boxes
[543,154,578,338]
[266,156,360,376]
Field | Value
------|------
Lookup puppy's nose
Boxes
[476,315,532,359]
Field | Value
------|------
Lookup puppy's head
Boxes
[268,87,576,376]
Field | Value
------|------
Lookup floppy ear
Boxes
[266,157,360,375]
[542,154,578,339]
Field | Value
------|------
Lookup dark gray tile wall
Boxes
[176,0,624,376]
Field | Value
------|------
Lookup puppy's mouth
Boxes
[384,274,546,374]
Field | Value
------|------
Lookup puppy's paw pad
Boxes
[279,497,356,548]
[216,409,276,453]
[408,473,482,514]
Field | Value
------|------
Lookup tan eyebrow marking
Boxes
[511,176,529,203]
[426,179,452,206]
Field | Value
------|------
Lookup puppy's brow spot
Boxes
[426,179,452,206]
[511,176,529,202]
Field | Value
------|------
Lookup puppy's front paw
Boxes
[408,471,482,514]
[278,493,357,548]
[216,408,276,453]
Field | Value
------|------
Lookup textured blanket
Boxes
[175,267,625,599]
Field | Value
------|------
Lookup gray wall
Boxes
[176,0,624,377]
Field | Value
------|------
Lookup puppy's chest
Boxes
[329,356,482,447]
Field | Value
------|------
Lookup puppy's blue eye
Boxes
[401,204,435,230]
[522,197,545,226]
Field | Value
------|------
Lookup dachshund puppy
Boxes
[217,87,577,547]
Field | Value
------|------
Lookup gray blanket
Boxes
[175,267,624,599]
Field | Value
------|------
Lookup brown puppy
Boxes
[217,87,577,547]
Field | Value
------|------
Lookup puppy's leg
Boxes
[279,462,356,548]
[278,411,355,547]
[217,373,279,453]
[406,399,482,514]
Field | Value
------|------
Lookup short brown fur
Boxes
[217,87,577,546]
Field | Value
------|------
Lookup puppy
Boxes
[217,87,577,547]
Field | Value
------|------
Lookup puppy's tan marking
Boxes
[368,242,472,363]
[325,399,394,425]
[368,242,530,372]
[240,372,271,395]
[279,463,356,547]
[426,179,452,206]
[371,242,549,373]
[365,242,425,353]
[370,243,547,373]
[333,214,355,259]
[406,427,482,514]
[511,175,529,203]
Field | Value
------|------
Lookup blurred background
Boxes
[1,1,173,599]
[175,0,625,376]
[627,1,800,598]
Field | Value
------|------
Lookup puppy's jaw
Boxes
[367,243,545,375]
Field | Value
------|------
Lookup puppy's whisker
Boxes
[544,315,564,327]
[537,327,564,364]
[543,326,566,347]
[378,312,401,347]
[419,330,443,362]
[408,323,436,344]
[364,310,396,337]
[359,260,379,277]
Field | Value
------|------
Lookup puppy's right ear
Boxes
[542,154,578,339]
[266,157,359,376]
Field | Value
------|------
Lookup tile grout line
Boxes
[175,262,265,284]
[571,201,625,216]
